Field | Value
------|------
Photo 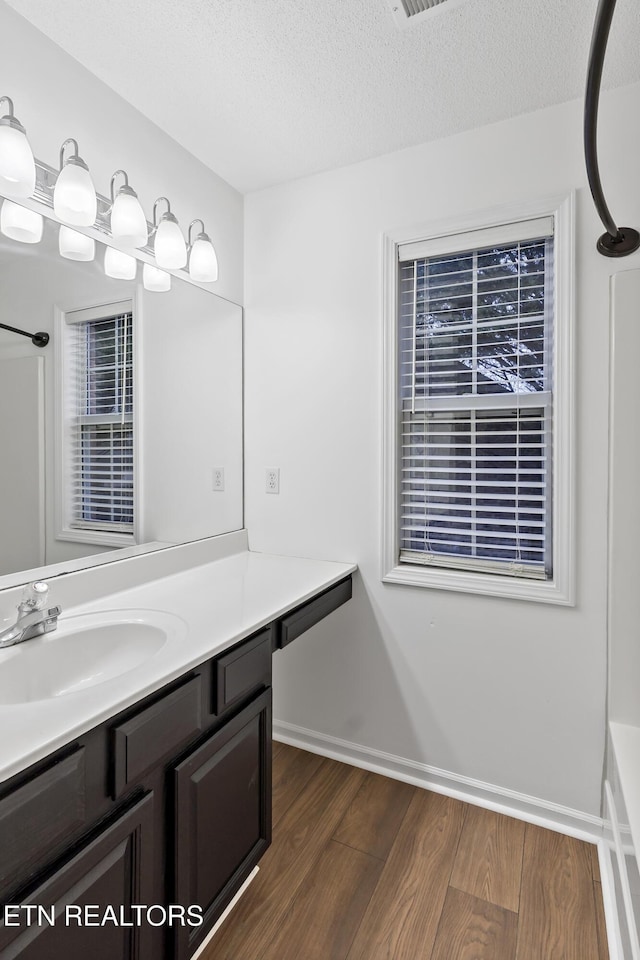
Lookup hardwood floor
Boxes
[205,744,608,960]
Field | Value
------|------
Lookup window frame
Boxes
[381,194,575,604]
[54,294,142,549]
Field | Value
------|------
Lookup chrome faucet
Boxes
[0,582,61,649]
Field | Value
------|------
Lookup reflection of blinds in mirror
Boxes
[67,308,134,535]
[398,228,554,579]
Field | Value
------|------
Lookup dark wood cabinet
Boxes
[212,628,271,715]
[173,689,272,960]
[112,676,202,799]
[0,748,87,891]
[0,793,154,960]
[0,574,351,960]
[0,629,274,960]
[275,577,352,649]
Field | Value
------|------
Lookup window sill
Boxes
[56,527,136,549]
[382,563,574,605]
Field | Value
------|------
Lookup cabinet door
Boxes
[0,793,154,960]
[173,689,272,960]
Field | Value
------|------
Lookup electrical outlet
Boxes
[265,468,280,494]
[212,467,224,491]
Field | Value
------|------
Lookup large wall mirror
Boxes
[0,203,243,590]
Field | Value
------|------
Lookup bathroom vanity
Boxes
[0,536,355,960]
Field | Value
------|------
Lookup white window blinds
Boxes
[65,305,134,536]
[398,223,554,579]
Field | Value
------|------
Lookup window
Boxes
[57,300,136,547]
[382,197,574,603]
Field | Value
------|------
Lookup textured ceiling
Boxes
[4,0,640,193]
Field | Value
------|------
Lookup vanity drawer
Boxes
[276,577,352,650]
[0,747,86,887]
[112,676,202,798]
[213,628,272,715]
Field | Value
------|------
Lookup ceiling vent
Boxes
[385,0,470,28]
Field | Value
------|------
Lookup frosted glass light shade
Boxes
[0,200,42,243]
[111,188,148,248]
[104,246,136,280]
[143,263,171,292]
[0,122,35,198]
[59,225,95,261]
[54,159,97,226]
[154,216,186,269]
[189,236,218,282]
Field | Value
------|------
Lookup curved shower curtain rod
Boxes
[584,0,639,257]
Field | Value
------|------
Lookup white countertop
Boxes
[0,549,356,783]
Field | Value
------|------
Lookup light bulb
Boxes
[143,263,171,292]
[0,104,36,198]
[104,246,136,280]
[0,200,42,243]
[54,157,97,227]
[111,187,147,249]
[189,235,218,282]
[59,226,95,261]
[154,214,186,269]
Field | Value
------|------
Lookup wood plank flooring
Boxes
[205,744,608,960]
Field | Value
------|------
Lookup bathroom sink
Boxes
[0,610,186,704]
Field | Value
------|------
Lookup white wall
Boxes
[0,0,243,305]
[245,82,640,816]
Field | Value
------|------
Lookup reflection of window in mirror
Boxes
[56,299,136,548]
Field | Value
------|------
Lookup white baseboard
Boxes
[273,719,603,841]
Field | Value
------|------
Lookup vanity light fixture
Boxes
[58,225,95,262]
[187,219,218,283]
[110,169,148,249]
[0,96,36,198]
[0,99,221,281]
[0,198,42,243]
[53,139,97,227]
[152,197,187,269]
[143,262,171,292]
[104,246,136,280]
